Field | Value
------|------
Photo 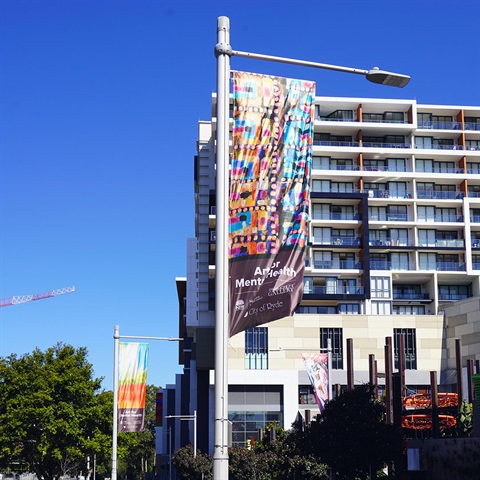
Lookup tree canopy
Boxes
[0,343,109,480]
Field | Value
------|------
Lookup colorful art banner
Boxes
[118,342,149,432]
[229,71,315,337]
[302,353,329,412]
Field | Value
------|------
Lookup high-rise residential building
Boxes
[157,96,480,466]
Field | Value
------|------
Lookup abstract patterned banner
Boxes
[302,353,329,412]
[229,71,315,337]
[118,342,149,432]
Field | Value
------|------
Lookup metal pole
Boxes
[214,15,231,480]
[346,338,354,390]
[194,410,197,458]
[456,338,463,410]
[112,325,120,480]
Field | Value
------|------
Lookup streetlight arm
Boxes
[230,49,410,88]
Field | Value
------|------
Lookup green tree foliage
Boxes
[0,343,109,480]
[171,444,212,479]
[308,384,403,480]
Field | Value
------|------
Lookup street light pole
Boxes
[213,15,410,480]
[164,410,197,458]
[111,325,183,480]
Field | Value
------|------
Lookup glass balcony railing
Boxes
[370,261,411,270]
[419,262,466,271]
[465,123,480,131]
[318,116,355,122]
[369,214,414,222]
[311,236,361,246]
[468,191,480,198]
[362,142,411,149]
[435,239,464,248]
[418,215,463,223]
[311,187,361,194]
[312,213,360,221]
[313,140,361,147]
[312,260,362,270]
[417,121,462,130]
[369,238,413,247]
[416,144,461,150]
[304,285,365,295]
[416,167,463,174]
[366,189,412,199]
[313,164,360,171]
[393,292,430,300]
[473,262,480,269]
[438,294,470,301]
[417,191,460,199]
[471,216,480,223]
[363,165,408,173]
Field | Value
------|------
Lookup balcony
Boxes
[369,238,413,247]
[416,167,462,175]
[367,189,413,199]
[473,262,480,269]
[311,260,362,270]
[313,140,360,147]
[419,262,466,271]
[370,261,411,271]
[417,191,461,200]
[369,214,414,222]
[471,216,480,223]
[393,292,430,300]
[312,213,361,221]
[435,239,464,248]
[418,215,463,223]
[314,164,360,171]
[304,285,365,295]
[363,165,408,173]
[311,187,361,194]
[438,294,470,301]
[417,121,462,130]
[362,142,411,149]
[415,144,462,151]
[465,123,480,131]
[311,236,361,246]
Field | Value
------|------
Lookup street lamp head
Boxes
[366,67,410,88]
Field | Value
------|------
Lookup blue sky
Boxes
[1,0,479,391]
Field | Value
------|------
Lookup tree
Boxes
[310,384,403,480]
[0,343,109,480]
[172,444,212,480]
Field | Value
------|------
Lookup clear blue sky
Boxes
[1,0,479,391]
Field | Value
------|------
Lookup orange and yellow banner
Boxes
[118,342,149,432]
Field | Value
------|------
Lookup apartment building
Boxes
[157,96,480,464]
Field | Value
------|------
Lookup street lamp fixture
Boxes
[214,15,410,480]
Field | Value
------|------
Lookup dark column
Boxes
[456,338,463,411]
[385,337,393,424]
[399,333,406,399]
[431,371,440,439]
[369,354,376,397]
[467,359,475,404]
[347,338,354,390]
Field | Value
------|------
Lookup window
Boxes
[320,328,343,369]
[338,303,360,314]
[387,158,406,172]
[371,301,392,315]
[371,276,391,298]
[438,285,471,301]
[393,305,425,315]
[394,328,417,370]
[299,385,317,405]
[245,327,268,369]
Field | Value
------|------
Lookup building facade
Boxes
[157,96,480,465]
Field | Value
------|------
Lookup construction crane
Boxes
[0,286,76,308]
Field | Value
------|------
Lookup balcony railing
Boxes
[435,239,464,248]
[311,187,361,194]
[464,123,480,131]
[369,214,414,222]
[370,261,411,270]
[369,238,413,247]
[363,165,408,173]
[313,164,360,171]
[318,116,355,122]
[362,118,408,124]
[473,262,480,269]
[393,292,430,300]
[417,191,460,199]
[303,285,365,295]
[366,189,412,199]
[313,140,360,147]
[312,260,362,270]
[471,216,480,223]
[312,236,361,246]
[419,262,466,271]
[418,215,463,223]
[416,167,462,174]
[362,142,411,149]
[415,144,461,150]
[468,191,480,198]
[438,294,470,301]
[312,213,360,221]
[417,121,462,130]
